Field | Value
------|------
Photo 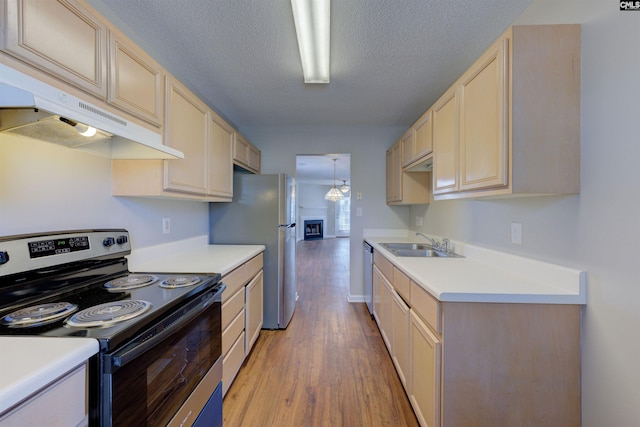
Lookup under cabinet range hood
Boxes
[0,63,183,159]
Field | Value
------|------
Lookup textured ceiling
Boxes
[89,0,531,129]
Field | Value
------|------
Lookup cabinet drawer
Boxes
[393,266,411,302]
[374,251,394,282]
[223,254,263,299]
[410,281,441,334]
[245,254,263,279]
[223,331,245,396]
[222,309,244,356]
[222,286,244,330]
[222,265,248,301]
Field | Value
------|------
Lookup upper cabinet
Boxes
[107,28,163,127]
[432,25,581,200]
[208,111,234,199]
[432,87,459,195]
[402,110,433,171]
[163,75,209,195]
[2,0,108,98]
[112,74,235,201]
[386,139,431,205]
[233,132,261,174]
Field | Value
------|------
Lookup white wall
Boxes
[411,2,640,425]
[241,125,409,300]
[0,135,209,248]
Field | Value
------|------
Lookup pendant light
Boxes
[340,180,350,193]
[324,158,344,201]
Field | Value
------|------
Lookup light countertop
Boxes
[0,337,98,414]
[365,235,585,304]
[127,235,265,275]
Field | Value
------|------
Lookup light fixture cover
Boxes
[291,0,330,84]
[324,158,343,201]
[340,180,349,193]
[324,186,343,201]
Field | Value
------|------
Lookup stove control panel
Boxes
[0,229,132,277]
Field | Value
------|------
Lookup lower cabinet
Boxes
[373,250,581,427]
[391,289,410,388]
[245,270,263,354]
[409,310,441,427]
[0,363,89,426]
[220,253,263,397]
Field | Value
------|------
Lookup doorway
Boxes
[295,154,350,240]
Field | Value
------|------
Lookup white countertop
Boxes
[365,235,586,304]
[126,235,265,275]
[0,337,98,414]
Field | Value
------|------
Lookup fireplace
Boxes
[303,220,323,240]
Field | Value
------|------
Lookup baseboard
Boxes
[348,294,365,303]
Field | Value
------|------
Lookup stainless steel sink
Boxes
[380,242,464,258]
[381,243,432,251]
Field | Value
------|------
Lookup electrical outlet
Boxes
[416,216,424,226]
[356,207,362,217]
[511,222,522,244]
[162,217,171,234]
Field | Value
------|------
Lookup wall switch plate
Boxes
[162,217,171,234]
[356,192,363,200]
[416,216,424,226]
[356,207,362,217]
[511,222,522,244]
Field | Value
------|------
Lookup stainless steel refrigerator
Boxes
[209,173,296,329]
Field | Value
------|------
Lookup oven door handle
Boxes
[107,284,225,371]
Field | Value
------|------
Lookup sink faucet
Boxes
[416,232,439,249]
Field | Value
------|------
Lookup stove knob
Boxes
[116,235,128,245]
[103,237,116,247]
[0,251,9,265]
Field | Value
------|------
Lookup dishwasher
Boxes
[363,241,373,315]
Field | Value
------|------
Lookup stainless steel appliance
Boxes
[210,173,296,329]
[0,230,224,427]
[363,241,373,315]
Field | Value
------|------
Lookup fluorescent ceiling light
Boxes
[291,0,330,84]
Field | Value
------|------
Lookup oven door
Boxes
[100,287,222,427]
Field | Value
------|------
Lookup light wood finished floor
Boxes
[223,238,419,426]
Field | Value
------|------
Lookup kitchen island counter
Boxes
[365,235,585,305]
[127,235,264,275]
[0,337,98,415]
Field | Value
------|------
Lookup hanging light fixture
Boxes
[340,180,350,193]
[324,158,343,201]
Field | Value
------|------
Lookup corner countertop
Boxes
[126,235,265,275]
[0,337,98,414]
[365,235,585,305]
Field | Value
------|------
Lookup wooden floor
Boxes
[223,238,419,426]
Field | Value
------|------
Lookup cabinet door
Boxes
[386,142,402,203]
[432,87,459,195]
[459,37,508,191]
[372,265,383,327]
[108,29,163,126]
[381,274,393,352]
[248,144,261,173]
[3,0,107,98]
[400,128,415,167]
[245,271,263,354]
[208,112,234,198]
[233,133,250,166]
[391,289,410,388]
[386,148,395,203]
[163,76,208,195]
[414,110,433,160]
[409,310,441,427]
